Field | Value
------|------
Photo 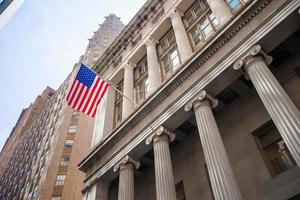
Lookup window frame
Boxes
[68,124,77,133]
[55,175,65,186]
[157,29,181,81]
[134,56,149,104]
[60,156,70,166]
[113,81,123,127]
[64,139,74,148]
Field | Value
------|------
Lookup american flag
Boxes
[66,64,109,117]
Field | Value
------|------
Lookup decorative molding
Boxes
[145,36,159,47]
[169,10,184,19]
[80,0,300,190]
[145,126,175,145]
[184,90,218,112]
[124,61,136,70]
[113,155,140,172]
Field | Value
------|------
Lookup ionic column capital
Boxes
[184,90,218,112]
[169,10,184,20]
[233,45,273,71]
[145,37,158,47]
[113,155,140,172]
[123,61,135,71]
[146,126,175,145]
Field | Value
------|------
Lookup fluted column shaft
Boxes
[145,38,161,93]
[234,47,300,167]
[122,63,134,120]
[118,164,134,200]
[206,0,232,24]
[170,12,193,63]
[185,91,241,200]
[114,155,140,200]
[193,100,241,200]
[146,127,177,200]
[95,180,110,200]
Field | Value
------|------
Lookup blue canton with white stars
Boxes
[76,64,96,88]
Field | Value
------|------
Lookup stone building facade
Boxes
[0,15,124,200]
[79,0,300,200]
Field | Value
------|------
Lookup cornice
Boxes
[79,0,299,187]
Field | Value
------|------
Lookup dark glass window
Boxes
[253,121,296,176]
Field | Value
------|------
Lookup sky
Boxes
[0,0,145,151]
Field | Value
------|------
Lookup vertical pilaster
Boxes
[234,44,300,167]
[146,126,177,200]
[206,0,232,24]
[122,62,135,120]
[185,91,241,200]
[170,11,193,63]
[145,37,161,93]
[114,155,140,200]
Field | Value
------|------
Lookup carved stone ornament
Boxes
[145,126,175,145]
[169,9,184,20]
[184,90,218,112]
[233,44,273,71]
[144,36,158,47]
[113,155,140,172]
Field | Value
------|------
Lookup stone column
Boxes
[122,62,135,120]
[114,155,140,200]
[170,11,193,63]
[185,91,241,200]
[146,126,177,200]
[234,44,300,167]
[95,180,110,200]
[206,0,232,24]
[145,37,161,93]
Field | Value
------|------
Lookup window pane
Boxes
[60,156,70,166]
[184,11,194,27]
[191,27,202,46]
[55,175,65,186]
[226,0,241,11]
[200,18,213,36]
[65,140,74,148]
[68,125,77,133]
[170,49,180,69]
[209,13,219,27]
[161,56,171,76]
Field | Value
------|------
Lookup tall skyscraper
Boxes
[0,14,124,200]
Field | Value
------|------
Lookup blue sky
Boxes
[0,0,145,150]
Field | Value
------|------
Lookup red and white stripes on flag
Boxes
[66,64,109,117]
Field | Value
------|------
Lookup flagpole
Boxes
[107,82,139,108]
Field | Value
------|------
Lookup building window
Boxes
[51,196,61,200]
[55,175,65,186]
[113,81,123,127]
[184,0,219,48]
[134,56,149,104]
[68,125,77,133]
[72,111,80,120]
[157,29,180,80]
[176,181,186,200]
[225,0,243,11]
[253,121,296,176]
[103,37,108,47]
[60,156,70,166]
[64,140,74,148]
